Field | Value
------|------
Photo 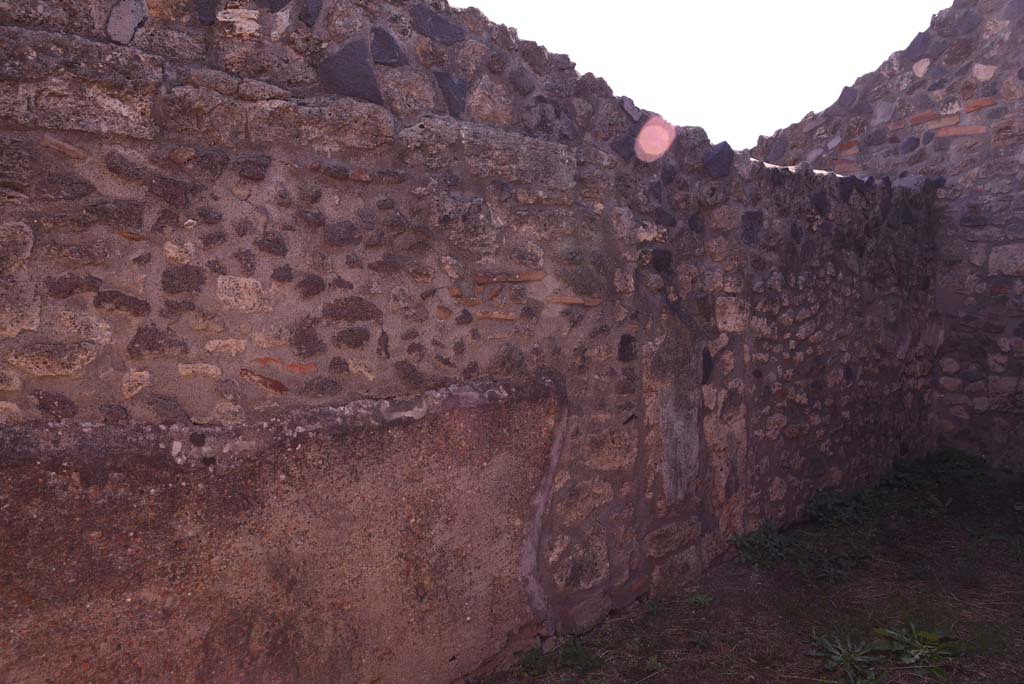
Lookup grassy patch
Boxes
[810,624,965,683]
[732,523,787,568]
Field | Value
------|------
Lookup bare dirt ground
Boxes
[478,452,1024,684]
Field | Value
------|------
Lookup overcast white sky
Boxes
[450,0,951,149]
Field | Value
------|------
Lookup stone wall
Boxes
[1,1,937,682]
[755,0,1024,470]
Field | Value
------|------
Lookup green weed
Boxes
[732,524,787,569]
[686,592,714,608]
[809,624,965,684]
[809,630,883,684]
[872,624,964,678]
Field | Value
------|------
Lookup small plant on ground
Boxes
[558,642,603,674]
[872,624,964,680]
[809,630,883,684]
[806,489,869,527]
[809,624,965,684]
[686,592,714,608]
[688,630,712,650]
[518,641,604,677]
[732,523,787,569]
[644,597,670,619]
[795,547,871,584]
[519,648,549,676]
[641,655,665,673]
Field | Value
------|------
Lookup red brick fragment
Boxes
[964,97,998,113]
[240,368,289,394]
[936,125,988,138]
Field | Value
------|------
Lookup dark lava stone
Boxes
[255,231,288,257]
[618,335,638,363]
[148,175,191,208]
[455,309,474,325]
[903,32,931,61]
[161,299,196,318]
[435,72,469,118]
[954,8,982,35]
[331,276,355,290]
[104,151,147,180]
[509,67,536,96]
[100,404,129,423]
[234,220,253,237]
[863,128,887,147]
[651,249,673,273]
[702,348,715,385]
[161,265,206,295]
[290,318,326,358]
[196,206,222,225]
[487,344,526,378]
[652,207,676,227]
[151,209,177,234]
[271,265,294,283]
[296,274,326,299]
[94,290,151,317]
[322,297,383,322]
[329,357,350,374]
[610,133,635,161]
[702,141,734,179]
[394,361,426,389]
[256,0,291,11]
[987,105,1008,121]
[334,327,371,349]
[809,191,829,214]
[371,28,407,66]
[33,390,78,420]
[298,210,326,228]
[302,376,343,397]
[146,394,191,426]
[206,259,227,275]
[688,213,705,233]
[231,156,271,181]
[86,200,146,231]
[234,249,257,275]
[836,86,859,108]
[39,173,95,202]
[317,40,383,105]
[127,324,189,360]
[324,221,360,247]
[900,136,921,154]
[46,273,102,298]
[368,254,405,274]
[960,204,990,227]
[196,0,219,25]
[742,210,764,244]
[201,230,227,248]
[410,4,466,45]
[299,0,321,27]
[193,149,230,178]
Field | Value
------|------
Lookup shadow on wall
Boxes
[755,0,1024,470]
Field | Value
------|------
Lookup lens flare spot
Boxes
[634,116,677,163]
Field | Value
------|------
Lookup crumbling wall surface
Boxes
[755,0,1024,469]
[1,1,936,681]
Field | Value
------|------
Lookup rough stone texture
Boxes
[755,0,1024,470]
[0,1,957,682]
